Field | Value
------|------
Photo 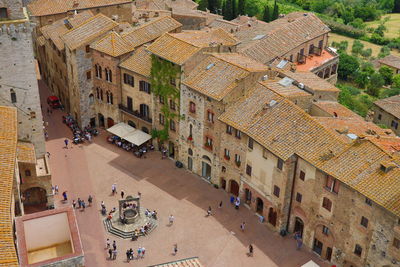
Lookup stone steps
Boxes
[103,218,157,239]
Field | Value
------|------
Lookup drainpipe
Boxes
[285,156,298,233]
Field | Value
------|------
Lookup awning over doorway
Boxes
[301,261,320,267]
[107,122,152,146]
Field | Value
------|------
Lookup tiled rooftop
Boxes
[261,80,312,98]
[0,106,19,266]
[17,141,36,164]
[295,49,337,72]
[378,54,400,70]
[91,31,134,57]
[281,71,339,92]
[119,46,152,77]
[312,101,362,118]
[374,94,400,119]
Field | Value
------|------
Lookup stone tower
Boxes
[0,0,24,20]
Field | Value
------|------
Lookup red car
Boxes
[47,96,62,109]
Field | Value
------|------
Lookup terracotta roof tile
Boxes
[119,46,152,77]
[91,31,134,57]
[122,16,182,48]
[374,94,400,119]
[209,18,240,32]
[0,106,18,266]
[378,54,400,70]
[261,80,312,98]
[281,71,339,92]
[28,0,131,17]
[312,101,362,119]
[172,28,238,47]
[37,35,45,46]
[16,142,36,164]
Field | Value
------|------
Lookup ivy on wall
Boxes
[150,55,180,143]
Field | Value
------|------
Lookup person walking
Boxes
[112,240,117,251]
[207,206,212,216]
[64,139,69,149]
[55,185,59,194]
[106,238,110,249]
[46,152,51,159]
[235,197,240,210]
[77,198,82,209]
[169,215,174,225]
[138,191,142,198]
[126,249,131,262]
[88,195,93,206]
[44,131,49,140]
[141,247,145,258]
[112,248,117,260]
[81,200,86,210]
[108,248,113,259]
[248,244,253,256]
[137,247,142,258]
[120,190,124,199]
[72,200,76,209]
[219,201,223,208]
[111,184,117,195]
[129,248,134,260]
[62,191,68,201]
[173,243,178,255]
[240,222,246,232]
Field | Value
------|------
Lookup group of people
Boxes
[63,114,98,145]
[125,247,146,262]
[72,196,93,210]
[107,135,154,158]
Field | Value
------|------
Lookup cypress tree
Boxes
[199,0,209,11]
[208,0,218,13]
[225,0,233,20]
[232,0,237,19]
[394,0,400,12]
[272,0,279,20]
[238,0,245,15]
[222,0,227,18]
[263,5,271,22]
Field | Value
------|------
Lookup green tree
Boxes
[354,71,369,88]
[238,0,245,15]
[374,24,387,37]
[360,48,372,58]
[338,85,355,110]
[310,0,332,13]
[263,5,271,22]
[232,0,237,19]
[379,0,395,11]
[379,66,394,85]
[208,0,218,13]
[378,46,391,58]
[222,0,227,18]
[367,73,384,97]
[199,0,209,11]
[338,53,359,80]
[393,74,400,88]
[272,0,279,20]
[349,18,366,29]
[394,0,400,12]
[225,0,233,20]
[351,40,364,55]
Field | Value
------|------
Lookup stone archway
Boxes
[229,180,239,196]
[256,197,264,214]
[268,207,277,227]
[294,217,304,238]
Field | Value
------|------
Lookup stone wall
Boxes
[0,0,24,20]
[372,105,400,136]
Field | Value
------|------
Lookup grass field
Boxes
[365,13,400,39]
[329,33,400,57]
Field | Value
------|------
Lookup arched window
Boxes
[95,64,99,77]
[100,89,103,101]
[99,66,102,78]
[109,69,112,82]
[188,148,193,156]
[189,124,193,137]
[110,92,113,104]
[106,91,110,104]
[10,89,16,103]
[89,93,94,105]
[96,88,100,99]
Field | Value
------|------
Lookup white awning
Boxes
[107,122,151,146]
[301,261,320,267]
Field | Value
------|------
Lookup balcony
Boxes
[119,104,152,123]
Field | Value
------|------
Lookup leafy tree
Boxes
[379,66,394,85]
[354,5,380,21]
[374,24,387,37]
[338,53,359,80]
[198,0,209,11]
[354,71,369,88]
[349,18,366,29]
[379,0,394,11]
[272,0,279,20]
[367,73,384,97]
[310,0,332,13]
[378,46,391,58]
[351,40,364,55]
[225,0,233,20]
[382,87,400,98]
[360,48,372,58]
[208,0,218,13]
[394,0,400,12]
[238,0,245,15]
[393,74,400,88]
[232,0,237,19]
[338,85,355,110]
[221,0,227,18]
[263,5,271,22]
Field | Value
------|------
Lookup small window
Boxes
[354,244,362,257]
[322,225,329,235]
[378,114,382,120]
[391,120,399,130]
[123,73,134,87]
[299,171,305,181]
[235,129,241,139]
[205,137,213,149]
[170,120,176,131]
[170,100,176,110]
[277,158,284,170]
[207,110,214,123]
[139,81,151,93]
[85,45,90,53]
[246,164,252,176]
[235,154,241,165]
[30,111,36,119]
[325,175,340,194]
[296,192,302,203]
[262,148,268,159]
[226,125,232,134]
[159,95,164,104]
[248,138,253,149]
[365,198,372,206]
[10,89,16,103]
[224,148,230,159]
[170,78,176,86]
[273,185,280,198]
[189,101,196,113]
[159,114,164,125]
[25,170,31,176]
[393,238,400,249]
[86,70,91,80]
[322,197,332,212]
[360,216,369,228]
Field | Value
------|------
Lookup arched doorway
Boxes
[268,207,277,227]
[294,217,304,238]
[256,197,264,214]
[201,156,212,180]
[220,178,226,190]
[142,127,149,134]
[230,180,239,196]
[168,141,175,158]
[245,188,252,204]
[128,120,136,128]
[98,113,105,127]
[187,157,193,170]
[107,117,114,127]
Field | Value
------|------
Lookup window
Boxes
[30,111,36,119]
[246,164,252,176]
[226,125,232,134]
[322,225,329,235]
[106,91,110,104]
[0,8,9,19]
[360,216,369,228]
[170,99,176,110]
[98,66,102,78]
[189,101,196,113]
[170,120,176,131]
[299,171,305,181]
[95,64,99,78]
[248,138,254,149]
[10,89,16,103]
[100,89,103,101]
[224,148,230,159]
[139,104,150,118]
[110,92,113,104]
[86,70,91,80]
[318,39,323,49]
[365,198,372,206]
[391,120,399,129]
[127,97,133,111]
[139,81,151,94]
[105,68,112,82]
[159,95,164,104]
[170,78,176,86]
[393,238,400,249]
[289,54,293,62]
[96,88,100,99]
[207,110,214,123]
[296,192,302,203]
[159,114,165,125]
[235,129,241,139]
[263,148,268,159]
[205,137,213,149]
[235,154,241,166]
[378,114,382,120]
[273,185,280,198]
[85,45,90,53]
[277,158,284,170]
[25,170,31,177]
[89,94,94,105]
[322,197,332,212]
[325,175,340,194]
[354,244,362,257]
[123,73,134,87]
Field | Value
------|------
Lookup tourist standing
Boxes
[235,197,240,210]
[81,200,86,210]
[108,248,113,259]
[137,247,142,258]
[112,184,117,195]
[169,215,174,225]
[88,195,93,206]
[207,206,212,216]
[129,248,134,260]
[126,249,131,262]
[113,240,117,250]
[55,185,59,194]
[138,191,142,198]
[77,198,82,209]
[62,191,68,201]
[240,222,246,232]
[173,243,178,255]
[112,248,117,260]
[72,200,76,209]
[219,201,223,208]
[106,238,110,249]
[141,247,145,258]
[120,190,124,199]
[248,244,253,256]
[64,139,69,148]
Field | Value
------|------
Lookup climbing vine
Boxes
[150,55,180,143]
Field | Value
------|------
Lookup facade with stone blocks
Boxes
[0,0,24,20]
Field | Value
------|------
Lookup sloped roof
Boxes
[281,71,339,93]
[119,46,152,77]
[17,142,36,164]
[28,0,131,17]
[122,16,182,48]
[62,13,118,50]
[238,12,330,64]
[209,18,240,32]
[183,53,267,100]
[172,28,238,47]
[91,31,134,57]
[312,101,362,119]
[0,106,18,266]
[378,54,400,70]
[261,80,312,98]
[374,94,400,119]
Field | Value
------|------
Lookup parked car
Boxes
[47,96,62,109]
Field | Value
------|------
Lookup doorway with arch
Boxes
[229,180,239,196]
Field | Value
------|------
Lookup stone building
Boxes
[0,0,24,20]
[377,54,400,75]
[372,95,400,136]
[146,28,239,158]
